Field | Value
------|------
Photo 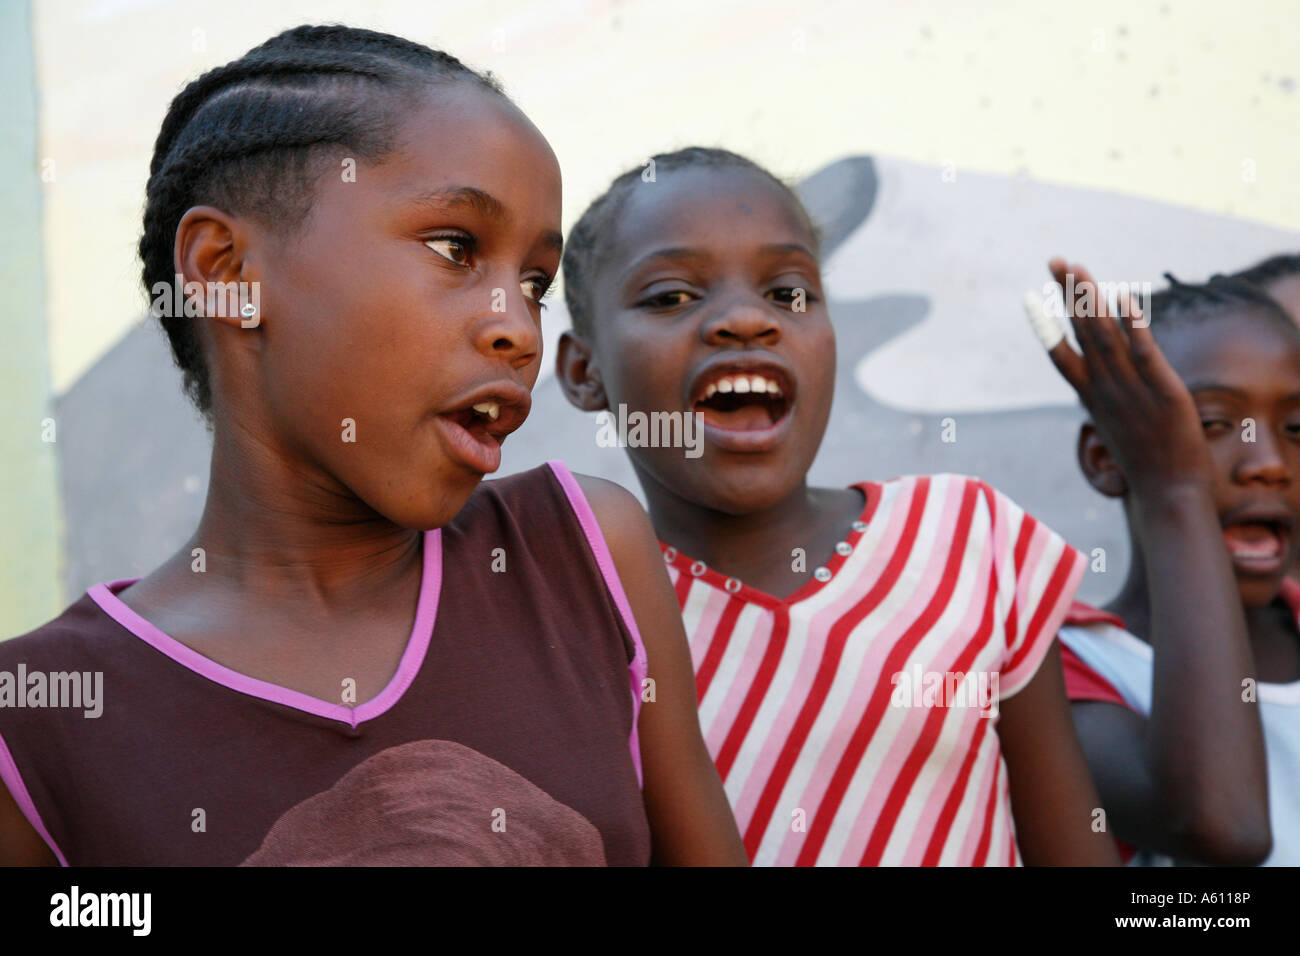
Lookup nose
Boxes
[699,292,782,347]
[474,285,541,371]
[1232,422,1291,487]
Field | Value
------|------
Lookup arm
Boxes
[1041,259,1271,863]
[1071,698,1267,863]
[0,777,58,866]
[1115,483,1270,861]
[999,641,1119,865]
[1068,488,1272,862]
[575,474,748,866]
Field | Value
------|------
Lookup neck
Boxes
[179,414,423,606]
[633,461,845,580]
[1108,524,1284,641]
[1106,541,1154,639]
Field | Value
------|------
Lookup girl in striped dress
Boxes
[555,147,1117,865]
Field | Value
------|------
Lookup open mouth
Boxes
[690,367,794,433]
[436,406,505,475]
[447,401,502,428]
[435,388,529,475]
[1221,516,1294,575]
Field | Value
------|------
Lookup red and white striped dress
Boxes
[661,473,1085,865]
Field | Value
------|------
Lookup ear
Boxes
[174,205,262,331]
[1077,421,1127,497]
[555,330,609,412]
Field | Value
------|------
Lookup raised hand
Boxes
[1033,258,1212,494]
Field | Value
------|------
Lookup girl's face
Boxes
[227,82,562,530]
[1156,313,1300,607]
[582,166,835,515]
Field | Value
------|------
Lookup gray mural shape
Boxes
[54,155,1300,605]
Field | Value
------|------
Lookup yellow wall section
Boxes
[2,0,62,634]
[6,0,1298,629]
[33,0,1300,394]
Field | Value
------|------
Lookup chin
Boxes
[1237,576,1285,611]
[376,477,483,531]
[697,467,805,516]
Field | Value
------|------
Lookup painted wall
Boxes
[6,0,1300,632]
[1,0,61,633]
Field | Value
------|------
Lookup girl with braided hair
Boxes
[1055,269,1300,865]
[0,25,744,866]
[1234,253,1300,322]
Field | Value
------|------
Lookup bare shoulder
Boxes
[569,473,657,550]
[0,775,58,865]
[566,473,678,648]
[570,472,642,513]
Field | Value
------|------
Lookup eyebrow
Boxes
[404,185,562,252]
[1187,382,1300,402]
[757,242,819,260]
[1186,383,1247,396]
[407,186,506,219]
[620,242,817,282]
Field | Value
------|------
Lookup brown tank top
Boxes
[0,461,651,865]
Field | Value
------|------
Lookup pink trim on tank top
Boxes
[545,460,648,790]
[85,529,443,730]
[0,730,69,866]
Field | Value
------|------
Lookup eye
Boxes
[1201,417,1233,435]
[639,290,696,309]
[767,286,816,307]
[521,274,554,306]
[424,235,475,266]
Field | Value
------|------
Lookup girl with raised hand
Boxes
[1049,263,1288,864]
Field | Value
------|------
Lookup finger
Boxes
[1114,286,1141,344]
[1048,258,1093,360]
[1024,289,1089,397]
[1048,338,1090,399]
[1054,260,1113,384]
[1119,293,1173,387]
[1048,258,1075,316]
[1071,262,1111,321]
[1024,288,1066,349]
[1068,261,1147,392]
[1080,265,1142,384]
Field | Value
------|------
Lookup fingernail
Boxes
[1023,291,1065,349]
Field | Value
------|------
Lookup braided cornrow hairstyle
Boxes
[561,147,821,340]
[1148,270,1295,333]
[1231,253,1300,291]
[139,24,505,420]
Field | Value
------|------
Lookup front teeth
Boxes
[702,373,784,399]
[472,402,500,421]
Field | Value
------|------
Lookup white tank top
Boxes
[1060,612,1300,866]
